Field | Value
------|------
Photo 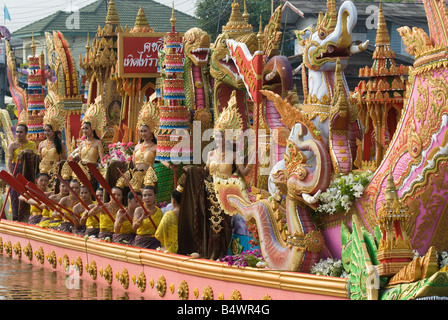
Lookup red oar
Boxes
[67,161,115,223]
[20,176,80,220]
[117,167,156,229]
[0,162,19,219]
[55,173,99,222]
[0,170,43,212]
[86,163,132,223]
[24,185,75,225]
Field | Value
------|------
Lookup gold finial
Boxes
[243,0,250,23]
[222,0,253,37]
[31,32,36,57]
[170,1,177,27]
[257,14,264,50]
[105,0,120,26]
[375,2,391,46]
[384,171,398,202]
[332,58,348,109]
[86,33,90,49]
[132,7,153,33]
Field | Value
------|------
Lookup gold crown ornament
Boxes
[214,90,243,137]
[82,96,107,136]
[137,98,159,135]
[143,167,158,187]
[43,97,64,132]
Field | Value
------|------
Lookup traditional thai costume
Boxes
[155,209,178,253]
[112,218,136,245]
[133,207,162,249]
[7,140,37,221]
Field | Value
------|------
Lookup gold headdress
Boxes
[143,166,158,187]
[176,174,186,193]
[215,90,243,135]
[137,96,159,134]
[43,93,64,132]
[18,110,29,126]
[82,96,107,136]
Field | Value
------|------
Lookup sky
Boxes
[1,0,198,33]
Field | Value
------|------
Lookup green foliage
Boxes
[6,104,17,120]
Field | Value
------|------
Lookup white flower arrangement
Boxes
[310,258,349,278]
[315,170,374,215]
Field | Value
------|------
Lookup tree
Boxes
[195,0,272,42]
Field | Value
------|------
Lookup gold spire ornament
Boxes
[105,0,120,26]
[82,96,107,136]
[132,7,153,33]
[222,0,253,38]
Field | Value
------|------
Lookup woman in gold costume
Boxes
[64,96,105,184]
[116,99,163,193]
[132,184,163,249]
[39,103,66,182]
[39,175,70,228]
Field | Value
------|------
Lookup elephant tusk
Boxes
[265,60,277,81]
[292,63,303,76]
[302,190,321,204]
[349,40,369,54]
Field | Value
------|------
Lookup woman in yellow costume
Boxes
[113,191,139,245]
[39,101,66,187]
[52,179,81,233]
[155,186,182,253]
[39,173,70,228]
[19,172,50,225]
[116,99,163,193]
[132,174,163,249]
[88,186,124,240]
[76,185,98,237]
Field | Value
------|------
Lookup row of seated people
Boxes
[20,172,181,254]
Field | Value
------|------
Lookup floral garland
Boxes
[315,170,374,215]
[101,142,134,166]
[220,249,267,268]
[310,258,349,278]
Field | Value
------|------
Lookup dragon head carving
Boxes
[184,27,211,67]
[295,0,368,72]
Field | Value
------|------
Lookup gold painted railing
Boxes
[0,220,349,298]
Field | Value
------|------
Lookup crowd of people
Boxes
[4,117,181,253]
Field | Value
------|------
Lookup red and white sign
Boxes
[117,32,183,78]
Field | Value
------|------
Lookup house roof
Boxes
[12,0,199,37]
[283,0,428,27]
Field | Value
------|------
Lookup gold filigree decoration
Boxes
[230,289,242,300]
[4,241,12,257]
[63,254,70,270]
[202,285,213,300]
[87,260,97,280]
[193,288,199,299]
[156,276,166,297]
[170,283,175,294]
[103,264,113,285]
[0,237,3,253]
[119,268,129,289]
[23,243,32,261]
[218,293,224,300]
[262,294,272,300]
[74,257,83,276]
[135,272,146,293]
[150,278,154,289]
[34,246,44,264]
[46,250,57,268]
[177,280,189,300]
[13,242,21,259]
